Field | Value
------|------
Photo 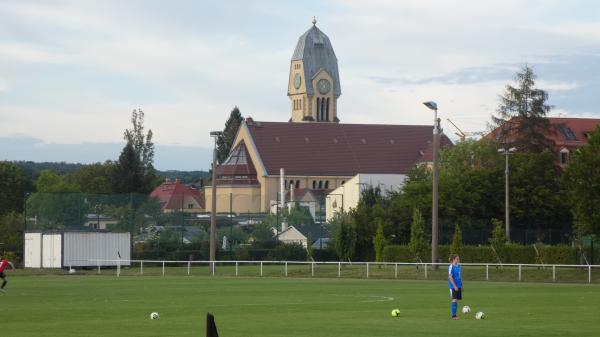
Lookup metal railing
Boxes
[68,260,600,284]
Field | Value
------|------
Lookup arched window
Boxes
[320,98,326,120]
[316,98,321,120]
[312,181,316,189]
[325,180,329,189]
[318,180,323,189]
[295,180,300,188]
[326,98,330,121]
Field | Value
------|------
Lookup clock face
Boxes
[317,79,330,95]
[294,73,302,89]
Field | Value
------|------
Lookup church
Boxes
[205,19,451,215]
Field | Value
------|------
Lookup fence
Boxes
[68,260,600,284]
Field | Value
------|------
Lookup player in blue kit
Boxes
[448,254,462,320]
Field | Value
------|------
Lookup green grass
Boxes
[1,275,599,337]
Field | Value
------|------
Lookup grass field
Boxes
[1,275,599,337]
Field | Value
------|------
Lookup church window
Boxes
[326,98,330,121]
[295,180,300,188]
[318,180,323,189]
[325,181,329,189]
[312,181,316,189]
[316,98,321,120]
[320,98,326,120]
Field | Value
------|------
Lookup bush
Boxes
[267,243,307,261]
[382,244,587,265]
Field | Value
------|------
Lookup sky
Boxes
[1,0,600,170]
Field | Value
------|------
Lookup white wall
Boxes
[62,232,131,267]
[326,173,406,221]
[42,234,62,268]
[24,232,42,268]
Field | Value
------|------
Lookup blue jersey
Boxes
[448,263,462,289]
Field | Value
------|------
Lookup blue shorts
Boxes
[450,288,462,300]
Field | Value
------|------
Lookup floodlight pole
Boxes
[209,131,223,272]
[423,101,440,270]
[499,148,516,241]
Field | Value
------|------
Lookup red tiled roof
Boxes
[487,117,600,149]
[547,117,600,147]
[245,121,452,176]
[150,179,205,210]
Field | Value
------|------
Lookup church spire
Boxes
[312,16,317,26]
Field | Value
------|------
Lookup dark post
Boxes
[229,193,233,257]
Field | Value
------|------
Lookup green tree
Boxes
[563,125,600,237]
[450,224,463,257]
[489,218,508,263]
[0,161,33,216]
[408,208,428,262]
[26,170,84,229]
[116,109,156,193]
[71,162,116,194]
[114,143,146,194]
[491,65,555,152]
[0,211,25,248]
[335,214,357,261]
[217,106,244,163]
[372,221,388,263]
[351,185,383,260]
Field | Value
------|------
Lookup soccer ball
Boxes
[462,305,471,314]
[391,309,401,317]
[150,312,160,320]
[475,311,485,320]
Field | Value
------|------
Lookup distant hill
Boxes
[12,161,209,184]
[13,161,87,178]
[156,170,210,184]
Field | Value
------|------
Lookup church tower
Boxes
[288,18,341,123]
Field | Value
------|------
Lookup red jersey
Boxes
[0,260,9,272]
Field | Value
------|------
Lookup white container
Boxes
[24,231,131,268]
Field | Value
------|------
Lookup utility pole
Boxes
[498,147,516,240]
[424,101,440,270]
[209,131,223,272]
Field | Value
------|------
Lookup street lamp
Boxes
[209,130,223,272]
[423,101,441,270]
[498,147,517,241]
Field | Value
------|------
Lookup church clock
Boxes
[317,79,330,95]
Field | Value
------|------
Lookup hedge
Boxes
[382,244,597,265]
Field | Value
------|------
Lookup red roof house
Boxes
[150,179,205,213]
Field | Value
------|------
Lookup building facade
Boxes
[206,20,452,215]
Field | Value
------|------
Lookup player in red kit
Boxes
[0,254,15,294]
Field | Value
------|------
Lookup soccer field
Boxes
[1,275,599,337]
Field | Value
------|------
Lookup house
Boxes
[487,117,600,167]
[150,179,205,213]
[326,173,407,221]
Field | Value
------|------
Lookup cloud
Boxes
[0,0,599,168]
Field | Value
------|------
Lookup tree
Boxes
[71,162,116,194]
[489,218,507,263]
[0,161,33,216]
[372,221,388,263]
[450,224,463,258]
[563,125,600,237]
[491,65,555,152]
[408,208,428,263]
[335,214,357,261]
[0,211,25,249]
[26,170,84,229]
[217,107,243,163]
[351,185,383,260]
[116,109,156,193]
[114,143,146,194]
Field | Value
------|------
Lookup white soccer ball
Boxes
[462,305,471,314]
[475,311,485,320]
[150,312,160,320]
